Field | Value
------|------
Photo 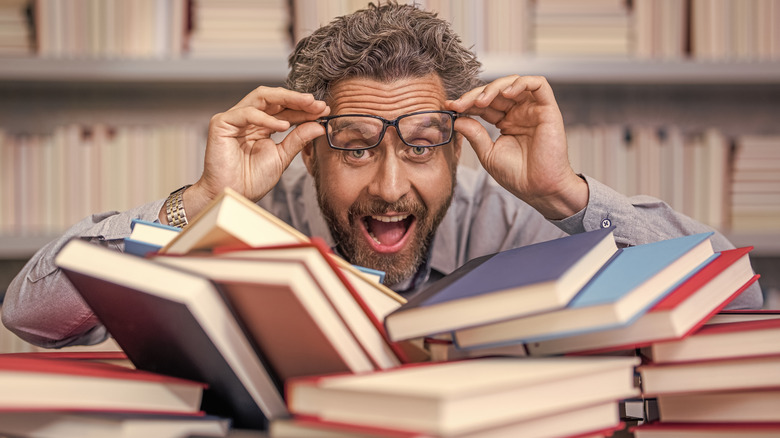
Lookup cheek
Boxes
[317,158,368,213]
[414,155,456,209]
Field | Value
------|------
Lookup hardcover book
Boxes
[384,226,619,341]
[523,246,758,356]
[453,232,716,348]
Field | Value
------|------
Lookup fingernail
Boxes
[503,86,513,94]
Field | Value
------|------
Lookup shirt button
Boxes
[601,218,612,228]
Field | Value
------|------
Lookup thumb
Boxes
[279,121,325,162]
[455,118,493,165]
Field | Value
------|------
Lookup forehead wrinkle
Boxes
[329,76,447,118]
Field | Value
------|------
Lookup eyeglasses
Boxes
[318,110,459,151]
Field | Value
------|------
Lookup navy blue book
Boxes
[383,227,618,341]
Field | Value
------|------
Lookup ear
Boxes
[301,140,317,176]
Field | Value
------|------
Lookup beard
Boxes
[312,162,455,288]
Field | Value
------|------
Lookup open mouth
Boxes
[360,214,416,253]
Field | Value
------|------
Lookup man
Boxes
[2,2,762,348]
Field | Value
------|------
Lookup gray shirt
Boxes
[2,161,763,348]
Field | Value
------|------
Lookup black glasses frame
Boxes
[317,110,459,151]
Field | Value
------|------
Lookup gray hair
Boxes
[286,1,484,102]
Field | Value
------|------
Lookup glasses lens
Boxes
[326,116,384,150]
[398,112,454,147]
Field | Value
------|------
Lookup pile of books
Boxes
[0,351,231,437]
[731,134,780,233]
[50,188,764,436]
[632,311,780,437]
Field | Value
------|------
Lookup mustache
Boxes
[347,196,427,222]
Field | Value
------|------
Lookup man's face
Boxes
[302,74,461,287]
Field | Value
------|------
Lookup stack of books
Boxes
[0,0,33,56]
[56,188,418,430]
[531,0,632,56]
[0,351,230,437]
[53,188,764,435]
[187,0,292,58]
[275,355,639,437]
[731,134,780,233]
[632,312,780,437]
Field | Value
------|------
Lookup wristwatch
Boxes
[165,184,192,228]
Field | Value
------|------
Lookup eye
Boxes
[349,149,366,159]
[411,146,427,156]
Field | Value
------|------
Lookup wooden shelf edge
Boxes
[2,56,780,84]
[0,55,290,82]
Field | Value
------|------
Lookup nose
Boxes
[367,135,411,204]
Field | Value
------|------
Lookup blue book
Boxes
[453,232,715,348]
[383,227,619,342]
[124,219,181,257]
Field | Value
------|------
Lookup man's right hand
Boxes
[178,86,330,221]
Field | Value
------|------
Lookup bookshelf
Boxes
[1,0,779,300]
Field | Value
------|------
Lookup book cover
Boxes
[453,232,715,348]
[524,246,758,356]
[384,226,619,341]
[55,238,287,429]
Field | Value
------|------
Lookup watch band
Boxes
[165,184,192,228]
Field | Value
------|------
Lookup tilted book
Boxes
[56,238,287,429]
[522,246,758,356]
[453,232,716,348]
[383,226,619,341]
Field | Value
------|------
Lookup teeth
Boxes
[368,232,381,244]
[370,214,409,223]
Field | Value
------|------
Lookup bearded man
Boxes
[3,2,761,348]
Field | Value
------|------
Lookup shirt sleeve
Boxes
[2,199,166,348]
[551,174,764,310]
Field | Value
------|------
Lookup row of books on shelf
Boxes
[0,124,206,236]
[1,0,292,59]
[4,123,777,237]
[14,186,768,436]
[2,0,779,61]
[569,126,780,233]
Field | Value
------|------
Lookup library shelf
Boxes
[1,56,779,84]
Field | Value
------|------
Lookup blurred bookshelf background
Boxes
[0,0,779,307]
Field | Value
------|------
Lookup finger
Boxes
[278,121,326,162]
[448,75,521,111]
[273,105,331,125]
[230,86,328,114]
[454,117,493,164]
[500,76,556,107]
[212,106,291,133]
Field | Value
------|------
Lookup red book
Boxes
[0,354,205,414]
[526,247,759,356]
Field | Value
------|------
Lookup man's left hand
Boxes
[446,75,588,220]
